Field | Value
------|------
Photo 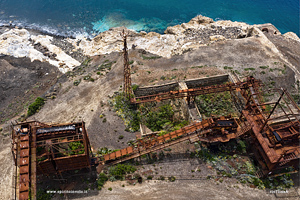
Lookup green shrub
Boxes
[108,187,112,191]
[244,68,255,71]
[147,176,153,180]
[111,92,140,132]
[27,97,45,116]
[237,140,247,154]
[82,58,92,66]
[168,176,176,182]
[259,66,269,69]
[97,173,108,190]
[160,76,166,80]
[67,141,84,155]
[109,164,137,180]
[73,79,81,86]
[132,84,139,92]
[118,135,124,140]
[141,104,174,132]
[141,54,161,60]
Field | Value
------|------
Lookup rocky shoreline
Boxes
[1,15,299,74]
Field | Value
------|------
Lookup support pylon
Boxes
[121,30,132,99]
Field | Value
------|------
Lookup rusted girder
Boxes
[121,30,132,99]
[131,77,261,104]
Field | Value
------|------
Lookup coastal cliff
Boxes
[0,15,299,73]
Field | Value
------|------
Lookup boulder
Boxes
[188,15,214,25]
[209,35,226,41]
[283,32,300,42]
[164,25,183,35]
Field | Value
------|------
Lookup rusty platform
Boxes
[12,121,92,200]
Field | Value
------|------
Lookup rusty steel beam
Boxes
[122,30,132,99]
[131,77,261,104]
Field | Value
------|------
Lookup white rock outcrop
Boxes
[0,28,80,73]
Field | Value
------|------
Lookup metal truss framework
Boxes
[12,121,92,200]
[101,77,300,177]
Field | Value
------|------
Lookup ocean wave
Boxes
[0,19,91,39]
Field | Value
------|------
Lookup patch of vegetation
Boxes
[27,97,45,117]
[132,84,139,92]
[169,75,177,80]
[97,60,115,71]
[97,147,119,157]
[140,104,174,132]
[160,76,166,80]
[259,66,269,69]
[168,176,176,182]
[234,70,240,75]
[83,74,95,82]
[195,91,236,118]
[191,66,204,69]
[108,187,112,191]
[141,54,162,60]
[244,68,255,71]
[223,66,233,70]
[111,92,140,132]
[82,57,93,66]
[237,140,247,154]
[147,175,153,180]
[109,164,137,181]
[129,60,134,65]
[73,79,81,86]
[118,135,124,140]
[36,189,53,200]
[263,173,294,190]
[68,141,85,155]
[97,173,108,190]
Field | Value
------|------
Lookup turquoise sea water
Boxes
[0,0,298,37]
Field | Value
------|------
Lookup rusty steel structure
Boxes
[100,76,300,177]
[101,116,251,166]
[121,29,132,99]
[130,77,261,104]
[12,121,92,200]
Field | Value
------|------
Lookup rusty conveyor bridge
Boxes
[100,77,300,176]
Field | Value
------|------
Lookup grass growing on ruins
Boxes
[111,93,189,133]
[195,91,237,118]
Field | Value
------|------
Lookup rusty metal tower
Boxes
[121,30,132,99]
